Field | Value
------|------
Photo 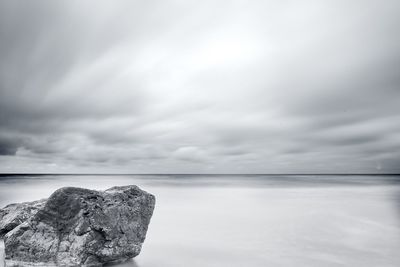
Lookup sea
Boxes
[1,174,400,267]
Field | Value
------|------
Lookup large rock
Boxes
[1,185,155,266]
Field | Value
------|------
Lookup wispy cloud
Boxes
[0,0,399,173]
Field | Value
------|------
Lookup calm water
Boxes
[1,174,400,267]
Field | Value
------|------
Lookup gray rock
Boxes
[0,199,46,238]
[2,185,155,266]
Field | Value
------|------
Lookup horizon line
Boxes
[0,173,399,176]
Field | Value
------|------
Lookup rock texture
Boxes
[1,185,155,266]
[0,199,46,238]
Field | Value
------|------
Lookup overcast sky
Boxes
[0,0,399,174]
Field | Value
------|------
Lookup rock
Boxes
[0,199,46,238]
[2,185,155,266]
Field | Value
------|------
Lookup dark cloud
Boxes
[0,138,19,156]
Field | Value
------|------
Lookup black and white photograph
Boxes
[0,0,400,266]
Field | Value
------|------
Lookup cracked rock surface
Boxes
[0,199,46,238]
[0,185,155,266]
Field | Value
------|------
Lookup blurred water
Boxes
[1,174,400,267]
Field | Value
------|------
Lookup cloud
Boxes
[0,136,19,156]
[173,146,208,163]
[0,0,399,173]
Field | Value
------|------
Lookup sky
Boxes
[0,0,399,174]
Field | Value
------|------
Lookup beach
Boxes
[1,174,400,267]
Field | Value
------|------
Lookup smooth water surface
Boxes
[1,174,400,267]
